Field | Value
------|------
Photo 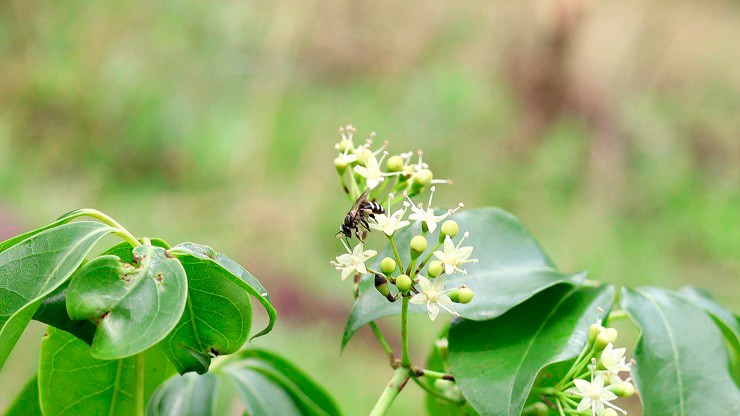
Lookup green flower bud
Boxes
[595,328,618,350]
[448,289,459,303]
[433,379,455,393]
[457,285,474,304]
[410,235,428,258]
[611,381,635,398]
[588,323,602,344]
[386,155,404,172]
[523,402,550,416]
[440,220,459,238]
[412,168,433,189]
[380,257,397,275]
[428,260,445,278]
[337,139,353,153]
[435,338,449,361]
[334,157,349,174]
[604,409,619,416]
[396,274,412,293]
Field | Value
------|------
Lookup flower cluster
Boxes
[330,126,477,321]
[530,316,635,416]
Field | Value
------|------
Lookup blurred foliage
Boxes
[0,0,738,414]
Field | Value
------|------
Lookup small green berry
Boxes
[410,235,428,258]
[595,328,618,350]
[428,260,445,278]
[440,220,459,238]
[396,274,412,293]
[374,274,392,301]
[412,168,433,189]
[380,257,396,275]
[612,381,635,398]
[334,157,349,174]
[433,379,455,393]
[457,285,474,304]
[588,323,602,344]
[386,155,404,172]
[523,402,550,416]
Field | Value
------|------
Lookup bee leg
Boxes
[361,217,370,230]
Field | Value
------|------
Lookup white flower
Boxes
[433,233,478,275]
[334,147,358,165]
[334,125,356,152]
[572,374,626,416]
[353,152,399,189]
[406,187,462,232]
[330,242,377,280]
[600,343,630,375]
[410,276,459,321]
[370,197,411,236]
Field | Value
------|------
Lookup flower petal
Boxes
[432,276,446,291]
[573,379,591,394]
[427,302,439,321]
[410,293,428,304]
[417,276,432,291]
[577,397,592,412]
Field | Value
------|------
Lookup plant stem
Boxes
[416,368,454,380]
[135,353,144,416]
[369,367,410,416]
[78,209,140,247]
[414,241,442,275]
[410,376,463,404]
[369,322,395,363]
[401,297,411,367]
[389,238,404,272]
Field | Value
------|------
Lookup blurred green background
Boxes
[1,0,738,414]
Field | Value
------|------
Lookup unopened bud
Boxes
[433,379,455,393]
[337,139,353,153]
[334,157,349,174]
[396,274,412,293]
[611,381,635,398]
[410,235,428,258]
[380,257,396,275]
[374,274,393,301]
[604,409,619,416]
[435,338,449,361]
[440,220,459,238]
[386,155,404,172]
[595,328,618,350]
[588,323,602,344]
[425,261,443,279]
[412,169,433,189]
[457,285,474,304]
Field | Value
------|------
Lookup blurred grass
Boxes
[1,0,739,414]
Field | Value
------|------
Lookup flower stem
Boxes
[369,367,411,416]
[389,237,404,272]
[415,368,454,380]
[76,209,141,248]
[135,353,144,416]
[369,322,395,364]
[414,241,442,275]
[410,376,463,404]
[401,296,411,367]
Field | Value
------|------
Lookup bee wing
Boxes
[349,188,371,215]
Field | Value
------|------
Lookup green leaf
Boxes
[343,208,585,348]
[159,243,254,374]
[679,286,740,382]
[0,209,90,253]
[66,244,188,359]
[147,349,338,416]
[0,221,115,369]
[32,280,96,345]
[424,331,479,416]
[39,326,176,416]
[620,287,740,416]
[170,243,277,339]
[146,372,223,416]
[448,285,615,416]
[4,375,41,416]
[235,349,341,416]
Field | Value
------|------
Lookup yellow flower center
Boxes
[427,289,440,303]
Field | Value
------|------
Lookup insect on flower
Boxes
[337,188,385,242]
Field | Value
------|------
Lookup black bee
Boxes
[338,188,385,241]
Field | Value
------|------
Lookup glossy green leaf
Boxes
[147,349,338,416]
[39,326,176,416]
[234,349,341,416]
[448,285,615,416]
[170,243,277,351]
[4,375,41,416]
[66,244,188,359]
[0,209,91,253]
[343,208,586,348]
[679,286,740,382]
[0,221,115,369]
[32,280,96,345]
[160,243,254,374]
[424,331,479,416]
[620,287,740,416]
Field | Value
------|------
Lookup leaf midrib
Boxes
[635,288,686,416]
